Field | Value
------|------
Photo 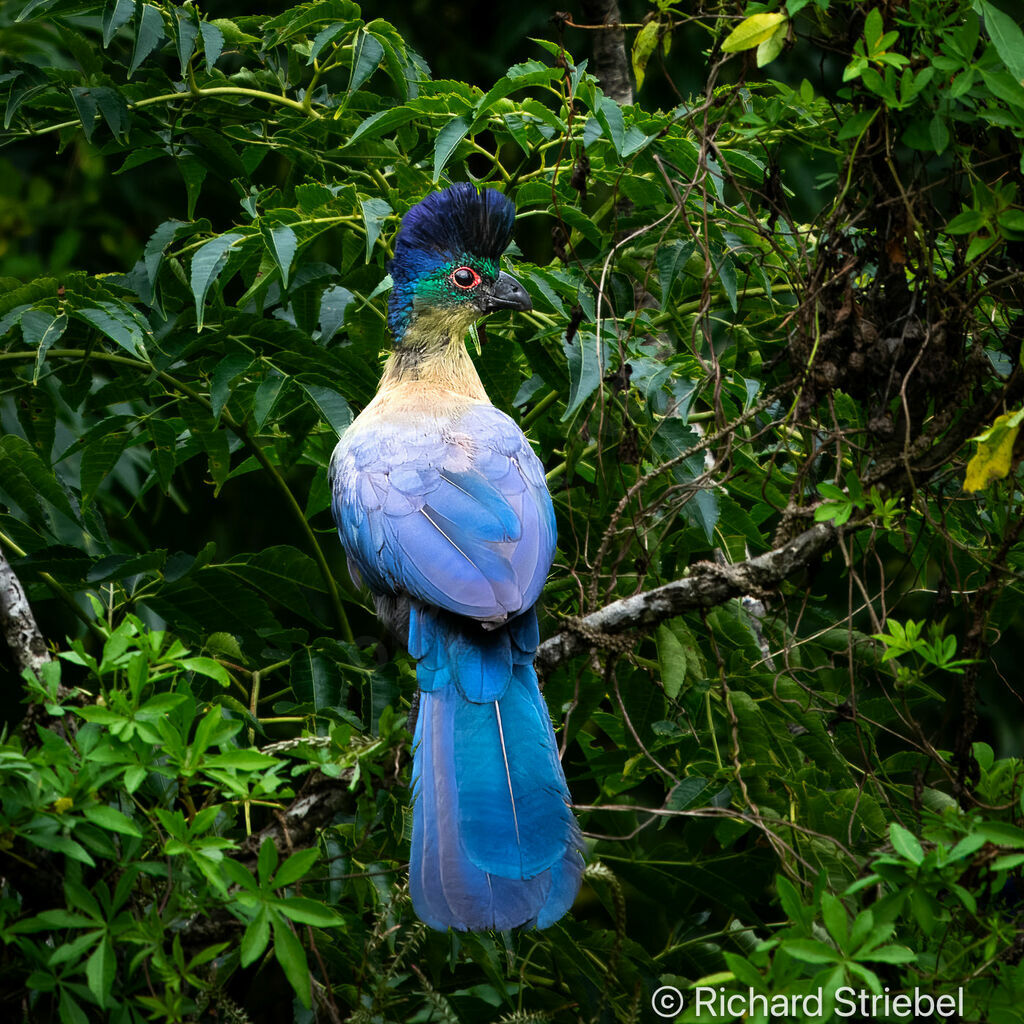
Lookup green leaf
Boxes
[81,429,129,506]
[11,909,96,932]
[0,434,77,525]
[130,4,165,78]
[19,309,68,382]
[93,86,128,142]
[716,252,737,312]
[199,20,225,71]
[838,108,877,141]
[261,222,297,290]
[30,831,96,866]
[139,692,190,716]
[782,938,841,963]
[864,944,916,964]
[149,417,179,492]
[240,906,270,966]
[70,86,99,141]
[226,546,327,623]
[979,0,1024,84]
[76,706,126,726]
[190,234,243,331]
[298,380,352,434]
[721,13,786,53]
[359,198,392,262]
[308,22,349,64]
[863,8,884,50]
[204,749,278,769]
[656,619,689,699]
[15,0,58,21]
[973,820,1024,847]
[85,936,116,1007]
[258,836,279,884]
[102,0,135,47]
[889,822,924,864]
[290,645,347,711]
[656,239,695,308]
[348,28,384,93]
[665,777,709,813]
[272,848,320,889]
[178,155,207,219]
[253,371,285,428]
[946,207,988,234]
[3,68,48,130]
[594,95,625,156]
[820,892,848,948]
[756,20,787,66]
[980,67,1024,108]
[275,896,344,927]
[998,209,1024,235]
[929,114,950,154]
[562,330,606,422]
[58,990,89,1024]
[272,915,311,1008]
[433,115,471,182]
[471,61,560,129]
[776,874,813,929]
[180,656,231,688]
[318,285,352,343]
[210,352,253,421]
[76,302,149,358]
[346,106,417,146]
[145,567,279,639]
[174,6,199,78]
[209,16,260,46]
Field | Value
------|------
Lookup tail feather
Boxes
[410,686,558,931]
[408,606,583,931]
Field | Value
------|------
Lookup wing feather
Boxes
[331,403,555,622]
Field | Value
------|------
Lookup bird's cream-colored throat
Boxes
[379,310,489,405]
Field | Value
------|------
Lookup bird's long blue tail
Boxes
[407,603,583,931]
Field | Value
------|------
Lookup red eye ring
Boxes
[450,266,481,290]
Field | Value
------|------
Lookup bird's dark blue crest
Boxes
[387,183,517,341]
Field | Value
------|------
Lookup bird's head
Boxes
[386,183,532,344]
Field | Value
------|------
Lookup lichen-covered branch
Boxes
[0,547,50,678]
[535,522,837,674]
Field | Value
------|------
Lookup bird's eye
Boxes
[451,266,481,290]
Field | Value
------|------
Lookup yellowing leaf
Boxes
[631,20,661,93]
[722,13,786,54]
[756,20,787,66]
[963,409,1024,491]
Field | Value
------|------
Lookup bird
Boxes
[329,183,584,931]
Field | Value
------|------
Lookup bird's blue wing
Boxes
[331,403,556,624]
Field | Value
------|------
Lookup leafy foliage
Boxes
[1,0,1024,1021]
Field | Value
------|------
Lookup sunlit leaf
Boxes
[721,13,786,53]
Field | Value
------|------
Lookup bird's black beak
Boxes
[478,271,533,314]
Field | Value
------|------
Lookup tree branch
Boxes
[0,547,50,678]
[535,522,837,675]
